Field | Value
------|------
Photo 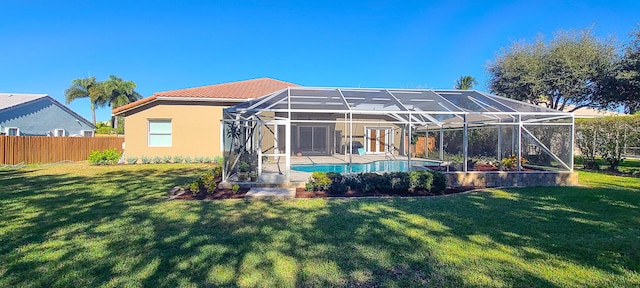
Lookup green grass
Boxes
[1,163,639,287]
[575,156,640,172]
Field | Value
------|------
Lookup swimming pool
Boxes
[291,160,441,173]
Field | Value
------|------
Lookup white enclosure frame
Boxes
[222,87,575,182]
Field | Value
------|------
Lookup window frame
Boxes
[6,127,19,136]
[148,119,172,147]
[81,130,94,137]
[54,129,65,137]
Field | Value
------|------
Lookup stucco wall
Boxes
[0,98,94,136]
[123,101,228,159]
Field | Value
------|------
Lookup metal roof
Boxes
[225,87,571,127]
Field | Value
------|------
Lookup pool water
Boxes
[291,160,441,173]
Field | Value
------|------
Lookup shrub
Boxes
[88,149,122,165]
[309,172,331,191]
[162,155,172,164]
[499,155,527,171]
[239,161,250,172]
[184,156,192,163]
[194,156,204,163]
[211,166,223,179]
[152,156,162,164]
[431,171,447,194]
[189,178,205,195]
[409,171,433,192]
[172,155,184,164]
[213,156,224,164]
[126,157,138,165]
[232,184,240,194]
[326,172,347,195]
[141,155,152,164]
[305,182,315,191]
[343,174,362,191]
[359,173,391,193]
[202,171,217,190]
[203,156,213,163]
[389,172,410,192]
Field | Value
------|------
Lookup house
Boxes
[0,93,96,136]
[570,105,624,118]
[111,78,298,159]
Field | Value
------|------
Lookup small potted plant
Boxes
[249,171,258,182]
[238,161,250,181]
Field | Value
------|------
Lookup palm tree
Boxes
[454,75,478,90]
[99,75,142,128]
[64,76,101,124]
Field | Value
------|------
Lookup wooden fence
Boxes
[0,136,124,165]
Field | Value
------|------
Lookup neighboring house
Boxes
[111,78,297,159]
[0,93,96,136]
[570,105,625,118]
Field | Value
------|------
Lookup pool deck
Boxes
[222,154,433,187]
[218,153,579,189]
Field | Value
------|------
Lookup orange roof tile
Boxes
[112,77,297,115]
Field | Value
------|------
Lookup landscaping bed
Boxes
[296,186,476,198]
[174,187,249,200]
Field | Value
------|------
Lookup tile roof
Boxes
[112,77,298,115]
[0,93,49,111]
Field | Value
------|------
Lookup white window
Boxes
[148,119,172,147]
[7,127,19,136]
[54,129,65,137]
[82,130,94,137]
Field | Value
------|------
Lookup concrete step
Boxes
[245,187,297,200]
[218,181,306,189]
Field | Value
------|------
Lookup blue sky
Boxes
[1,1,638,122]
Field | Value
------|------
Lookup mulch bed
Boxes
[296,186,478,199]
[174,188,249,200]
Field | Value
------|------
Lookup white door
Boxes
[366,128,392,153]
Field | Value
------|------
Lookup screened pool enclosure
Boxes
[221,87,574,182]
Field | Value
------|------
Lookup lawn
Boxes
[1,163,639,287]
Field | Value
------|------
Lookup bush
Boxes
[202,171,217,190]
[189,178,205,194]
[141,155,152,164]
[309,172,331,191]
[389,172,410,192]
[343,174,362,191]
[232,184,240,194]
[326,172,348,195]
[162,155,172,164]
[194,156,204,163]
[203,156,213,163]
[184,156,192,163]
[211,166,223,179]
[305,182,314,192]
[409,171,433,192]
[172,155,184,164]
[152,156,162,164]
[213,156,224,164]
[88,149,122,165]
[431,171,447,194]
[126,157,137,164]
[359,173,391,193]
[239,161,250,172]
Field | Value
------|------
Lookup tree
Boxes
[454,75,478,90]
[616,26,640,114]
[98,75,142,129]
[64,76,101,124]
[487,29,617,112]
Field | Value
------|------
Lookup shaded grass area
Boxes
[1,163,639,287]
